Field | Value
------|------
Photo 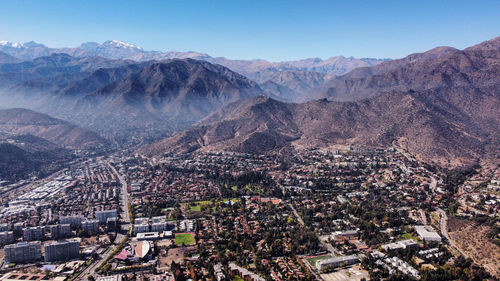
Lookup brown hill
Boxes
[0,108,108,149]
[140,84,499,167]
[315,36,500,102]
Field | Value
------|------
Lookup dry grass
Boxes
[430,211,441,231]
[448,218,500,278]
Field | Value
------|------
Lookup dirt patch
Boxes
[159,247,185,268]
[448,218,500,278]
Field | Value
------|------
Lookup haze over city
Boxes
[0,1,499,281]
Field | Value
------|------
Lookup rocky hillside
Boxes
[139,37,500,167]
[316,36,500,102]
[141,87,499,167]
[259,70,325,102]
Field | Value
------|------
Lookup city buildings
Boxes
[96,209,117,223]
[44,240,80,262]
[22,226,43,241]
[0,231,14,246]
[4,241,42,263]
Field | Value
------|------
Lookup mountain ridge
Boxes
[0,40,388,77]
[138,36,500,167]
[0,108,109,149]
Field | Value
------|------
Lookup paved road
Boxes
[290,203,340,259]
[77,162,132,280]
[438,208,469,259]
[108,163,130,224]
[289,204,305,226]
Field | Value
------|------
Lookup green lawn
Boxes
[175,233,195,245]
[401,233,423,244]
[232,276,244,281]
[220,198,241,204]
[189,200,212,212]
[190,205,201,212]
[307,255,332,265]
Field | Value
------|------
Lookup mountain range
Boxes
[0,40,386,87]
[314,38,499,102]
[0,56,267,141]
[139,36,500,167]
[0,36,498,168]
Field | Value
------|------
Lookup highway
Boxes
[108,162,131,225]
[77,161,132,280]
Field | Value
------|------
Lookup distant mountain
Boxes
[0,55,267,142]
[315,36,500,102]
[205,56,387,78]
[0,40,387,79]
[139,37,500,167]
[259,70,325,101]
[67,59,265,127]
[0,108,108,149]
[0,53,134,91]
[0,51,20,64]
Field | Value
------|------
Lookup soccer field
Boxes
[175,233,195,245]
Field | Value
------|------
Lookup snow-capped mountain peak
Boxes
[103,40,143,50]
[0,41,23,48]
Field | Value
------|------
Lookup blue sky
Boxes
[0,0,499,61]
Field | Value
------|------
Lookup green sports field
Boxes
[175,233,195,245]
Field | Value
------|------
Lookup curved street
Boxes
[437,208,469,259]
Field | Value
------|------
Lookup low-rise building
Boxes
[381,239,419,251]
[316,255,359,272]
[136,232,159,240]
[415,225,441,242]
[332,230,358,241]
[0,272,47,281]
[96,276,122,281]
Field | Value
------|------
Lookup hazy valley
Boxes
[0,34,499,281]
